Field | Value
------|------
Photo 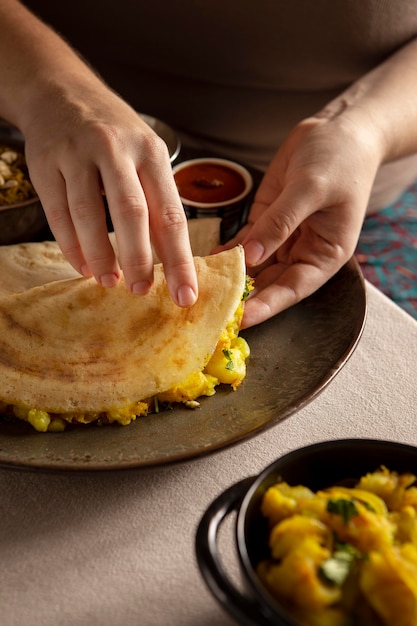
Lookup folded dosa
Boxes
[0,245,246,414]
[0,218,221,296]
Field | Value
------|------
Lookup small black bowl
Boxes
[195,438,417,626]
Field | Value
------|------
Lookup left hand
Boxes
[216,115,382,328]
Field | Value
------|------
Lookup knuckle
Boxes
[86,122,120,153]
[93,122,169,164]
[301,172,329,203]
[84,246,115,267]
[116,196,146,219]
[166,257,195,275]
[328,242,350,265]
[44,204,72,229]
[266,207,298,242]
[157,204,187,231]
[114,196,147,221]
[120,252,153,274]
[81,122,133,163]
[60,242,84,264]
[70,198,100,222]
[141,132,169,162]
[280,281,301,304]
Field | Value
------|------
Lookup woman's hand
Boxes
[219,115,382,328]
[0,0,197,308]
[23,86,198,307]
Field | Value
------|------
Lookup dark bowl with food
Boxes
[0,122,46,245]
[196,438,417,626]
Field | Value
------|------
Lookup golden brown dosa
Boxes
[0,218,221,296]
[0,245,245,413]
[0,239,79,296]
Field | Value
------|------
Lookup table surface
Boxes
[1,281,417,626]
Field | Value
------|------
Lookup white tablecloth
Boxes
[1,282,417,626]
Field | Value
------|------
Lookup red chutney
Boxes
[174,162,246,204]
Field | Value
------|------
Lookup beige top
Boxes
[25,0,417,209]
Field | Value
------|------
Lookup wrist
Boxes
[0,0,103,135]
[314,98,386,170]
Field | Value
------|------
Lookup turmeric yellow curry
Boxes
[258,467,417,626]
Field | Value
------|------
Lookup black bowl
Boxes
[196,438,417,626]
[0,122,46,245]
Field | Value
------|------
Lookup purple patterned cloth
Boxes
[355,181,417,319]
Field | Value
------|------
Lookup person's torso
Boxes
[25,0,417,172]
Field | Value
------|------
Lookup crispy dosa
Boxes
[0,245,246,415]
[0,218,221,296]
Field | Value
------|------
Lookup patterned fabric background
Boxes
[355,180,417,319]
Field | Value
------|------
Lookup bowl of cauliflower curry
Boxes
[196,438,417,626]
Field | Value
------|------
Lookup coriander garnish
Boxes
[222,349,234,370]
[327,498,359,524]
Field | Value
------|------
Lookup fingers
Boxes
[105,142,197,306]
[65,165,122,285]
[100,156,154,294]
[140,149,198,307]
[220,117,375,328]
[214,177,317,264]
[31,132,197,307]
[35,160,121,285]
[241,261,326,329]
[237,192,356,328]
[241,182,315,267]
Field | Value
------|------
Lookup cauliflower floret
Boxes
[358,467,417,511]
[360,544,417,626]
[259,538,342,609]
[259,470,417,626]
[269,515,331,559]
[389,506,417,544]
[261,482,318,524]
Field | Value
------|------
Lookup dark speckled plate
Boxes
[0,258,366,472]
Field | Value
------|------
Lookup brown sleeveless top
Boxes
[25,0,417,209]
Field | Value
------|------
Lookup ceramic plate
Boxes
[0,258,366,472]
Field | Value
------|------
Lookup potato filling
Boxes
[1,288,251,432]
[258,467,417,626]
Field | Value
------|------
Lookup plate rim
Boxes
[0,257,367,473]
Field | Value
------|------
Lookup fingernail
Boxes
[81,264,93,278]
[244,240,265,266]
[177,284,197,307]
[132,280,151,295]
[100,273,120,288]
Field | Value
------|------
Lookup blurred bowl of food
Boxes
[0,122,46,245]
[172,157,253,243]
[196,438,417,626]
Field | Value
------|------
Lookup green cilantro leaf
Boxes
[222,349,234,370]
[327,498,359,524]
[242,276,254,301]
